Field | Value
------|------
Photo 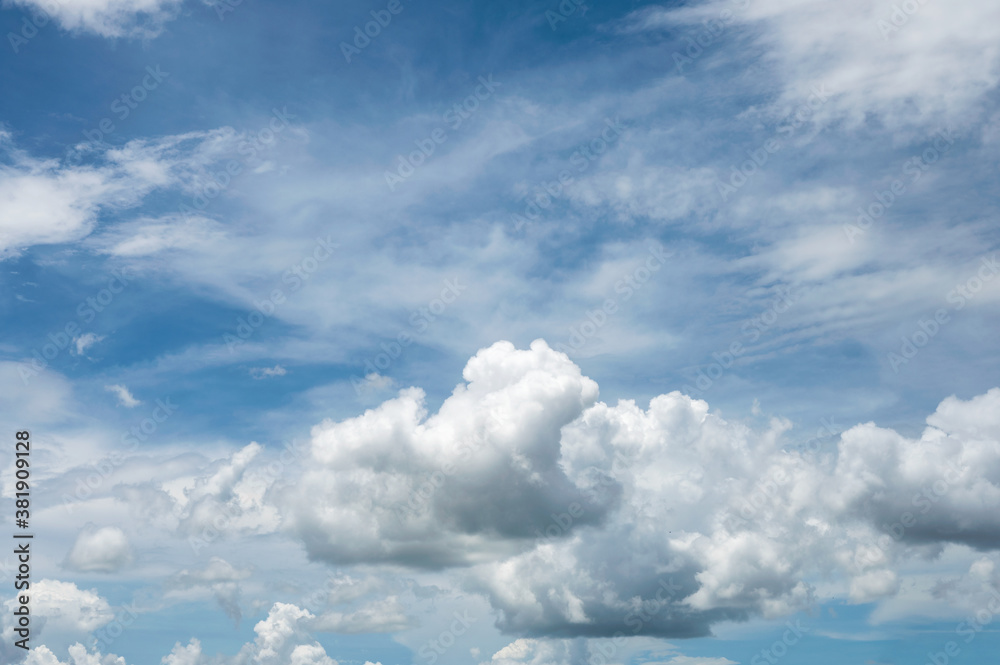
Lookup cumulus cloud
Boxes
[288,339,615,569]
[5,0,182,39]
[481,638,586,665]
[25,643,127,665]
[64,525,133,573]
[175,442,283,541]
[14,343,1000,652]
[20,580,115,633]
[282,340,1000,639]
[1,580,120,659]
[161,639,203,665]
[17,603,353,665]
[239,603,337,665]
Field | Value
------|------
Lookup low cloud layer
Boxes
[5,341,998,661]
[64,525,133,573]
[19,601,373,665]
[285,340,1000,638]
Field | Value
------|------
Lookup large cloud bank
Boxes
[3,340,998,663]
[286,340,1000,638]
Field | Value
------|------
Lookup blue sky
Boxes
[2,0,1000,663]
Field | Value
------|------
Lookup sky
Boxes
[1,0,1000,663]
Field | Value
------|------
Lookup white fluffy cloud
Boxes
[11,343,1000,653]
[25,643,127,665]
[64,525,133,573]
[481,638,585,665]
[236,603,342,665]
[1,580,119,660]
[283,340,1000,638]
[174,442,283,541]
[20,580,115,633]
[17,602,352,665]
[288,339,612,568]
[0,157,119,255]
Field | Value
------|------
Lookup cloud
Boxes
[105,384,141,408]
[249,365,288,380]
[311,596,413,634]
[479,638,738,665]
[14,350,1000,650]
[481,638,585,665]
[242,603,336,665]
[167,558,252,625]
[282,340,1000,639]
[849,569,900,603]
[288,339,612,569]
[0,361,73,422]
[565,154,717,225]
[632,0,1000,133]
[25,643,127,665]
[5,0,182,38]
[0,128,245,257]
[174,442,283,541]
[351,372,394,393]
[74,333,105,357]
[318,575,384,606]
[170,557,252,586]
[93,215,224,257]
[2,580,115,657]
[648,657,738,665]
[926,387,1000,440]
[63,525,133,573]
[17,603,353,665]
[161,639,202,665]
